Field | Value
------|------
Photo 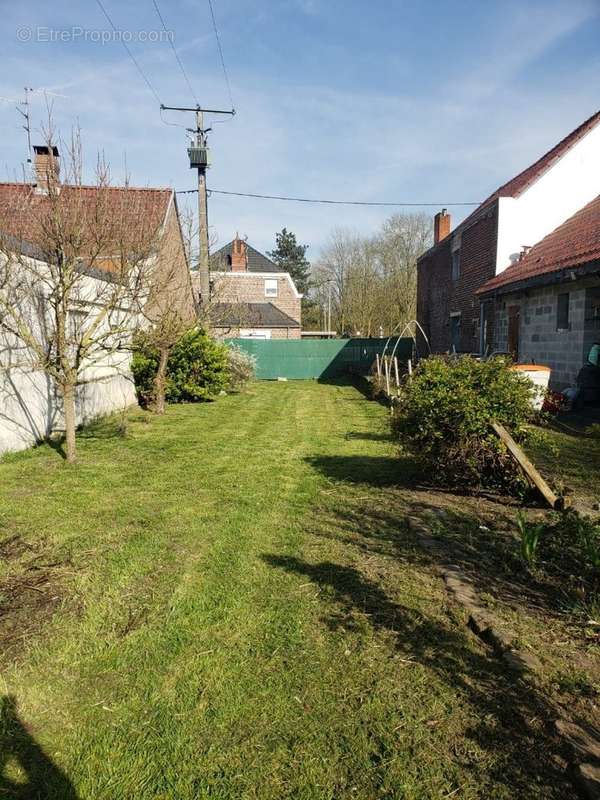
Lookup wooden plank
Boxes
[491,421,565,510]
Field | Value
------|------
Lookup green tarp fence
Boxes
[224,337,414,380]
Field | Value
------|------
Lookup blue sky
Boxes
[1,0,599,259]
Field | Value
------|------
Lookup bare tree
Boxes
[0,128,165,461]
[133,200,197,415]
[309,213,432,337]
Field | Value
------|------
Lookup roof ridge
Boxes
[0,181,172,193]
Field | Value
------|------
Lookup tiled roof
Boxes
[420,109,600,259]
[478,194,600,295]
[210,241,283,272]
[0,182,172,252]
[210,302,300,328]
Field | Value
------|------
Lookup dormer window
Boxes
[265,279,278,298]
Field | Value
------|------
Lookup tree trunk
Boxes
[154,347,169,415]
[62,381,77,463]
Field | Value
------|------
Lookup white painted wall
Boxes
[0,254,139,455]
[0,366,136,455]
[495,121,600,273]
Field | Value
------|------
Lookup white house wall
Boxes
[496,122,600,273]
[0,256,139,455]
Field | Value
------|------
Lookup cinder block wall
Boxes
[492,279,597,388]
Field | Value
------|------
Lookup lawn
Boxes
[0,381,585,798]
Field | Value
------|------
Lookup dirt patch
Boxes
[0,536,71,659]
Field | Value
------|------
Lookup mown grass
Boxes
[0,381,578,798]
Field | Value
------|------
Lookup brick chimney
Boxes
[33,145,60,194]
[231,235,248,272]
[433,208,451,244]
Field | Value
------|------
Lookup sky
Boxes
[0,0,599,260]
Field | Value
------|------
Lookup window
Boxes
[451,249,461,280]
[265,279,278,298]
[557,293,570,330]
[450,313,461,353]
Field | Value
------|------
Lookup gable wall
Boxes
[496,123,600,273]
[417,205,498,353]
[211,272,301,325]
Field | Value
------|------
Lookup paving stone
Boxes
[502,648,541,673]
[574,763,600,800]
[556,719,600,762]
[468,609,495,635]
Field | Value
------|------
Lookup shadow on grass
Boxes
[0,695,78,798]
[344,431,394,443]
[307,450,577,619]
[262,551,575,797]
[305,454,423,488]
[43,437,66,460]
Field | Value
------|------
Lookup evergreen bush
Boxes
[132,328,229,407]
[392,356,535,493]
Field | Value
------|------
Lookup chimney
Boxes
[433,208,451,244]
[231,234,248,271]
[33,145,60,194]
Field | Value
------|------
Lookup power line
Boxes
[175,187,481,207]
[94,0,163,105]
[207,0,234,110]
[151,0,199,106]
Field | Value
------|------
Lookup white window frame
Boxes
[240,329,271,339]
[264,278,278,298]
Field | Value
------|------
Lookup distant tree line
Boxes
[304,213,432,336]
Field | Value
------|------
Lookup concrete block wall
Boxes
[492,279,600,388]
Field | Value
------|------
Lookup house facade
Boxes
[0,146,196,453]
[477,195,600,389]
[417,109,600,356]
[201,236,302,339]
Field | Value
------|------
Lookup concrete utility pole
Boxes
[160,103,235,305]
[195,108,210,303]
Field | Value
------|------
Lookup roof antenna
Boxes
[16,87,33,165]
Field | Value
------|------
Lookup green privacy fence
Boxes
[225,337,413,380]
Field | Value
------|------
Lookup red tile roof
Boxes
[420,109,600,258]
[0,182,173,253]
[478,194,600,294]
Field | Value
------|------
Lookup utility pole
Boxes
[160,104,235,305]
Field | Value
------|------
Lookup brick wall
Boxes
[211,273,301,325]
[417,204,498,353]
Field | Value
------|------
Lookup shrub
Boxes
[392,356,535,492]
[132,328,230,407]
[226,344,256,392]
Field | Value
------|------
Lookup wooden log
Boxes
[491,421,566,510]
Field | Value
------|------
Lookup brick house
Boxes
[417,109,600,356]
[476,195,600,389]
[202,236,302,339]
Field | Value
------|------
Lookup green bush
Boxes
[392,356,535,492]
[132,328,230,407]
